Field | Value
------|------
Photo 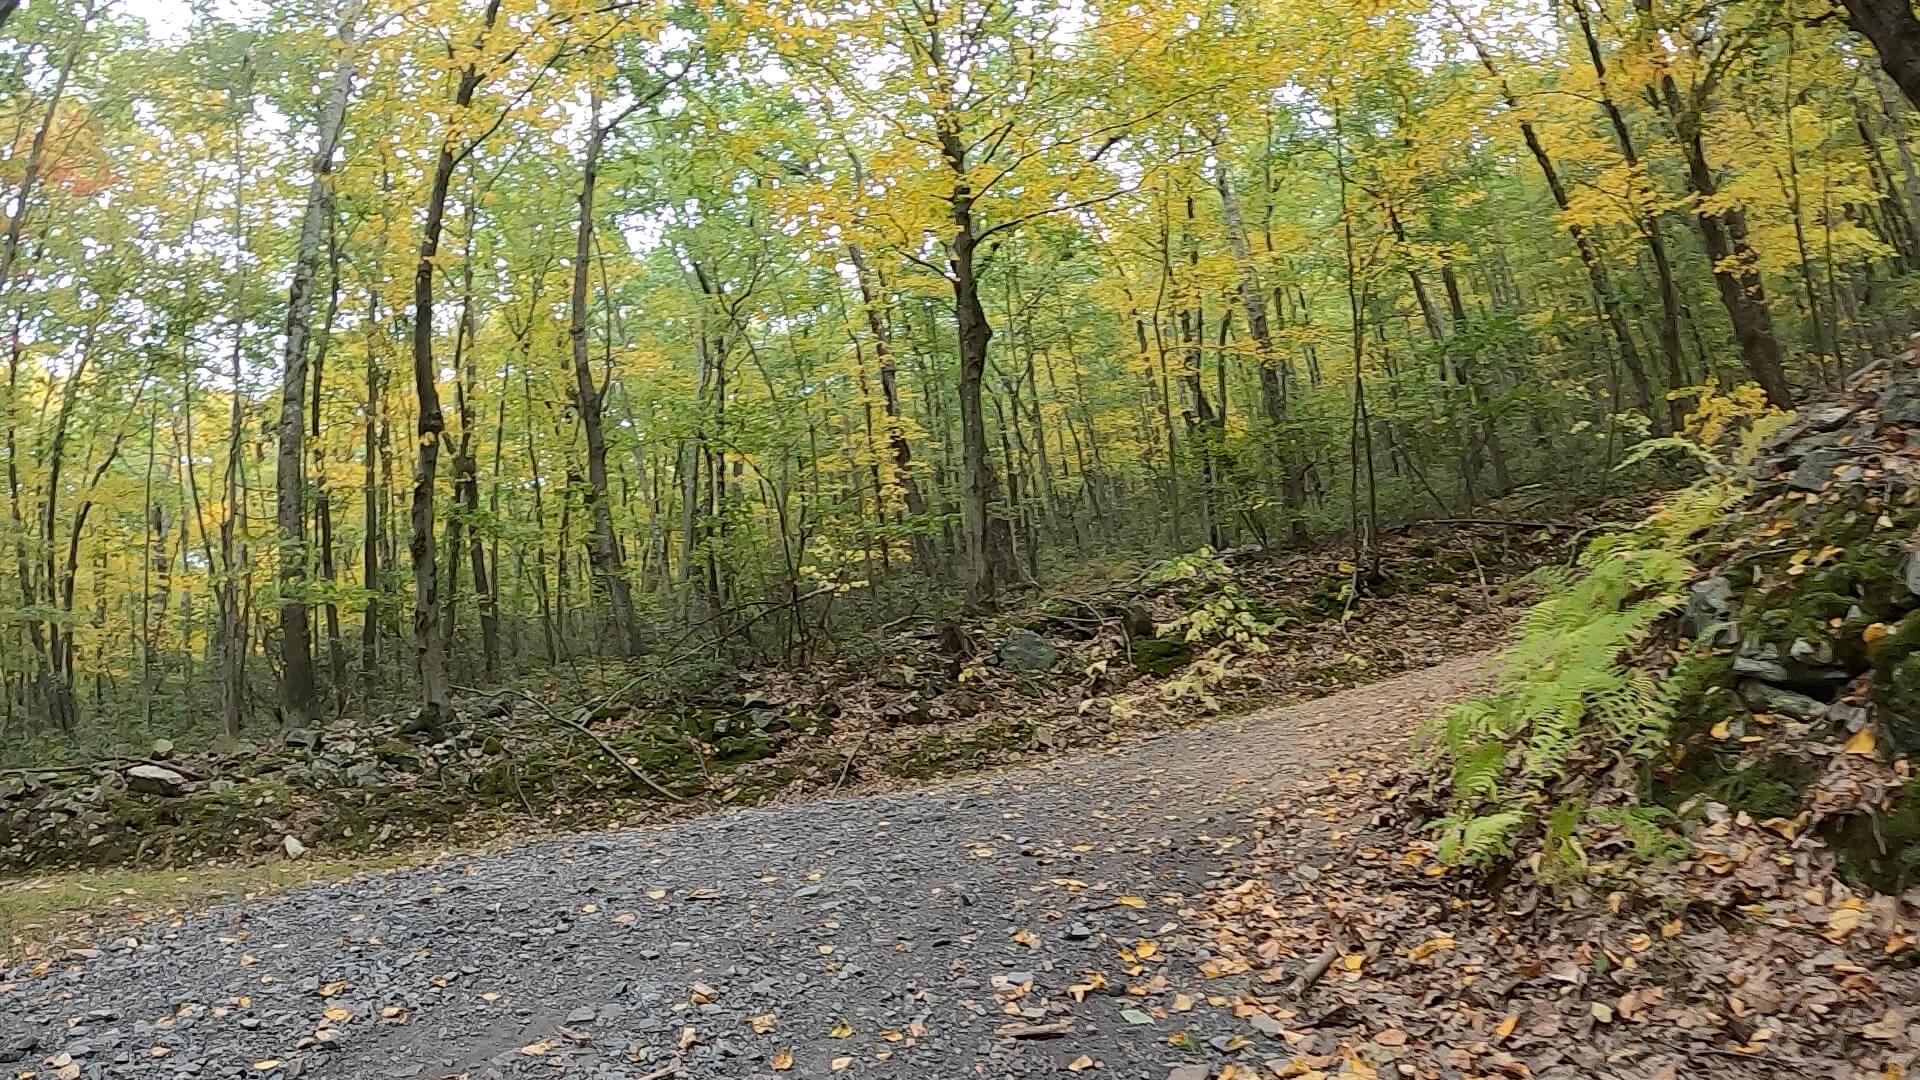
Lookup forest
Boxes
[3,0,1920,756]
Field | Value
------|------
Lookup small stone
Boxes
[997,628,1063,673]
[566,1007,598,1025]
[283,835,308,859]
[124,764,188,798]
[1739,680,1828,722]
[1064,923,1093,941]
[1249,1014,1284,1037]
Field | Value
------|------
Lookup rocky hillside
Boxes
[1653,354,1920,893]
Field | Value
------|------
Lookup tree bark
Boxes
[274,0,360,726]
[1212,154,1309,545]
[1842,0,1920,114]
[569,92,642,655]
[409,0,500,726]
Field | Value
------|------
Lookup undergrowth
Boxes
[1420,382,1789,873]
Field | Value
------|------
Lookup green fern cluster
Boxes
[1418,398,1781,872]
[1423,534,1697,866]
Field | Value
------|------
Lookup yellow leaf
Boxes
[831,1056,853,1071]
[750,1013,778,1034]
[1172,993,1193,1012]
[1494,1013,1518,1039]
[647,889,668,901]
[1710,718,1731,739]
[1067,1055,1094,1072]
[678,1026,698,1050]
[1012,929,1039,949]
[1864,622,1891,644]
[771,1049,794,1071]
[322,1006,351,1023]
[252,1062,282,1072]
[519,1040,555,1057]
[1844,728,1877,756]
[1116,895,1147,909]
[1134,939,1159,959]
[829,1020,854,1038]
[319,981,347,997]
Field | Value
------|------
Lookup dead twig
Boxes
[833,731,871,793]
[1287,933,1346,998]
[460,685,688,803]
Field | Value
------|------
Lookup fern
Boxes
[1421,382,1783,875]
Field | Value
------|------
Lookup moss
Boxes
[1829,779,1920,895]
[1653,651,1818,818]
[1132,637,1194,677]
[881,719,1035,780]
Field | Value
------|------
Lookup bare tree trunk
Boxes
[569,92,642,655]
[1842,0,1920,113]
[1212,153,1308,545]
[274,0,360,726]
[408,0,500,727]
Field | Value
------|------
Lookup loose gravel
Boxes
[0,657,1485,1080]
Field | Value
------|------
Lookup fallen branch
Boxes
[0,757,208,781]
[833,731,871,793]
[1393,518,1581,531]
[459,685,688,803]
[1287,934,1345,998]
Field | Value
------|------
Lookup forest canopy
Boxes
[0,0,1914,750]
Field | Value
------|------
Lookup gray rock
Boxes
[1683,577,1736,644]
[1903,550,1920,597]
[1732,655,1793,683]
[1790,450,1844,492]
[124,764,188,798]
[1739,680,1828,722]
[997,628,1063,673]
[1790,638,1834,666]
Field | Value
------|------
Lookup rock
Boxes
[1790,638,1834,666]
[1789,449,1844,492]
[1806,404,1860,433]
[149,738,174,759]
[1739,680,1828,722]
[124,765,188,798]
[749,708,789,734]
[1683,577,1736,644]
[1903,550,1920,598]
[997,628,1063,673]
[284,727,321,751]
[1732,655,1793,683]
[1123,603,1155,639]
[282,835,308,859]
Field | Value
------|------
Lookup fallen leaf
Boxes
[771,1049,794,1071]
[750,1013,778,1034]
[829,1020,854,1038]
[519,1040,555,1057]
[1116,895,1147,909]
[1844,727,1878,756]
[1066,1055,1094,1072]
[830,1056,853,1071]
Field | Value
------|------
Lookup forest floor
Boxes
[3,650,1906,1080]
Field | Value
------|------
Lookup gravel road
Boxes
[0,657,1484,1080]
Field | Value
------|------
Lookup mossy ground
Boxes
[1,852,424,958]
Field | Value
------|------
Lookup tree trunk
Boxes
[1842,0,1920,114]
[274,0,360,726]
[570,94,642,655]
[1213,155,1308,545]
[408,0,500,727]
